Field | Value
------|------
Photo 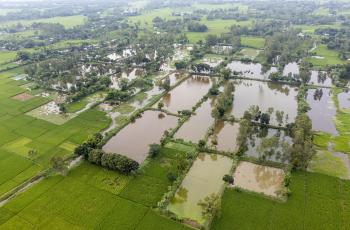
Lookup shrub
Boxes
[149,144,161,158]
[223,174,234,184]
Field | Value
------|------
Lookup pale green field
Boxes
[306,44,347,66]
[0,15,87,29]
[0,9,20,16]
[128,8,180,28]
[186,19,253,43]
[241,36,265,49]
[309,151,349,179]
[0,51,17,64]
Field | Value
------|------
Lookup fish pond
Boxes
[245,128,292,164]
[306,88,337,135]
[308,70,332,87]
[337,89,350,110]
[227,61,277,80]
[103,111,178,163]
[167,153,232,225]
[230,80,298,125]
[174,98,215,143]
[157,75,212,113]
[233,161,285,198]
[208,121,240,153]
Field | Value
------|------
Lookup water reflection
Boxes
[102,111,178,163]
[208,121,240,152]
[230,80,298,125]
[158,75,212,113]
[306,88,337,134]
[233,161,285,197]
[227,61,277,80]
[168,153,232,224]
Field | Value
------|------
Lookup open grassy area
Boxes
[241,36,265,49]
[186,19,253,43]
[0,68,110,197]
[306,44,347,67]
[0,15,87,29]
[212,171,350,229]
[309,151,349,179]
[0,51,17,65]
[0,148,193,229]
[128,8,180,29]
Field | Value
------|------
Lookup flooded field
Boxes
[157,75,212,113]
[227,61,277,80]
[174,98,215,143]
[208,121,240,152]
[283,62,299,76]
[230,80,298,125]
[168,153,232,225]
[119,68,144,81]
[103,111,177,163]
[308,71,332,87]
[233,161,285,198]
[337,89,350,110]
[245,128,292,164]
[306,88,337,134]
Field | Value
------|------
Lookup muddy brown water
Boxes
[229,79,298,125]
[227,61,277,80]
[174,98,216,143]
[103,111,178,163]
[306,88,337,135]
[167,153,232,225]
[233,161,285,198]
[208,121,240,152]
[158,75,213,113]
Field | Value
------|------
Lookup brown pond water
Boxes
[337,89,350,110]
[308,71,332,87]
[227,61,277,80]
[158,75,213,113]
[208,121,240,152]
[103,111,178,163]
[306,88,337,135]
[174,98,216,143]
[168,153,232,225]
[245,128,292,164]
[229,80,298,125]
[233,161,285,198]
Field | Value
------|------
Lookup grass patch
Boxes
[306,44,347,67]
[241,36,265,49]
[309,151,349,179]
[212,171,350,229]
[313,132,331,149]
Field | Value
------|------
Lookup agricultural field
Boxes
[0,148,193,230]
[1,0,350,229]
[0,15,87,29]
[306,44,347,66]
[0,68,110,197]
[212,172,350,229]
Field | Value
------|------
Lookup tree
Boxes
[50,156,67,175]
[158,101,164,110]
[74,143,90,156]
[260,113,270,125]
[28,149,38,159]
[167,171,177,182]
[149,144,161,158]
[119,78,129,91]
[197,193,221,219]
[161,76,171,90]
[223,175,234,184]
[58,103,67,114]
[290,114,315,169]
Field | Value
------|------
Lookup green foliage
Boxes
[149,144,161,158]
